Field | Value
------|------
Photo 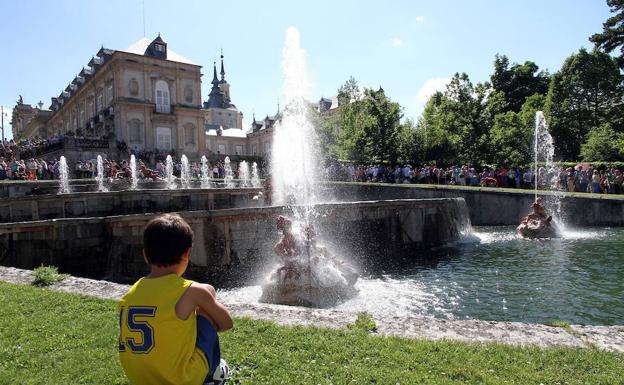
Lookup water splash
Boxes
[95,155,108,192]
[165,155,176,189]
[180,154,191,189]
[251,162,261,188]
[224,156,234,188]
[200,155,211,188]
[239,161,250,187]
[58,156,71,194]
[130,155,138,190]
[271,26,320,219]
[534,111,564,224]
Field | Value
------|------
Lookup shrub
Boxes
[32,265,68,287]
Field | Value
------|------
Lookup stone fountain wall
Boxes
[0,198,470,283]
[0,187,262,223]
[329,183,624,227]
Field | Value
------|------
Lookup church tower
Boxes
[203,50,243,130]
[218,51,231,102]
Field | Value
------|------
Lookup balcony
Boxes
[155,104,171,114]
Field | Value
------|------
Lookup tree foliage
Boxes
[590,0,624,68]
[580,123,624,161]
[332,78,403,164]
[545,48,624,161]
[491,54,550,113]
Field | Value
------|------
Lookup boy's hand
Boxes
[190,283,233,332]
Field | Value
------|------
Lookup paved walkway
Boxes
[2,266,622,353]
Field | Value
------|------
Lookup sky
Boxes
[0,0,613,140]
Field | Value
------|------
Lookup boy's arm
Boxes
[190,283,233,332]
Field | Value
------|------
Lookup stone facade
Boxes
[10,100,52,139]
[16,35,206,159]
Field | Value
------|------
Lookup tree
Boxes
[490,111,532,166]
[491,54,550,113]
[590,0,624,68]
[545,48,624,161]
[580,123,624,161]
[395,119,426,164]
[332,78,403,164]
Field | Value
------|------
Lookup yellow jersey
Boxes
[118,274,208,385]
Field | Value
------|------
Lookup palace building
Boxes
[12,35,205,160]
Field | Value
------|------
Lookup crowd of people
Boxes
[328,163,624,195]
[0,154,239,182]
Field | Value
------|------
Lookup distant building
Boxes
[11,98,52,140]
[204,54,246,157]
[205,95,338,159]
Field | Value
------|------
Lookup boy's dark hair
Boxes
[143,213,194,267]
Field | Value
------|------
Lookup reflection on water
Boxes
[218,227,624,326]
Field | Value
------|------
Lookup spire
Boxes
[220,49,226,82]
[212,61,219,85]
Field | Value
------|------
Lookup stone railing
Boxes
[18,140,65,159]
[74,138,109,149]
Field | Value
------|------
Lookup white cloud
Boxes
[415,16,425,22]
[389,37,403,47]
[415,77,451,105]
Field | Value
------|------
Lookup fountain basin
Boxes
[0,198,471,283]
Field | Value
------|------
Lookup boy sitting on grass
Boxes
[118,213,233,385]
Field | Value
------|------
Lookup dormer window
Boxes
[155,44,165,52]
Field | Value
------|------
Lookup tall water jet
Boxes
[58,156,71,194]
[251,162,261,188]
[239,161,250,187]
[129,155,138,190]
[95,155,108,192]
[200,155,211,188]
[270,27,319,215]
[261,27,358,307]
[180,154,191,189]
[534,111,563,222]
[518,111,563,238]
[224,156,234,188]
[165,155,176,189]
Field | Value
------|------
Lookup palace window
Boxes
[218,144,226,154]
[155,126,172,150]
[184,124,196,145]
[155,80,170,113]
[106,84,114,105]
[235,145,243,155]
[129,119,143,144]
[96,92,103,112]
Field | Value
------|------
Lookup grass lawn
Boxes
[0,282,622,385]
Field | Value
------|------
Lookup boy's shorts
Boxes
[196,315,229,385]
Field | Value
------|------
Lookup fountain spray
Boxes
[180,155,191,189]
[200,155,211,188]
[165,155,176,189]
[58,156,71,194]
[130,155,138,190]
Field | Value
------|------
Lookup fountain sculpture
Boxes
[259,27,359,307]
[517,111,562,238]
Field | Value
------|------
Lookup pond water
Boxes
[219,227,624,326]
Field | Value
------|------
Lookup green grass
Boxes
[31,266,68,287]
[0,281,622,385]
